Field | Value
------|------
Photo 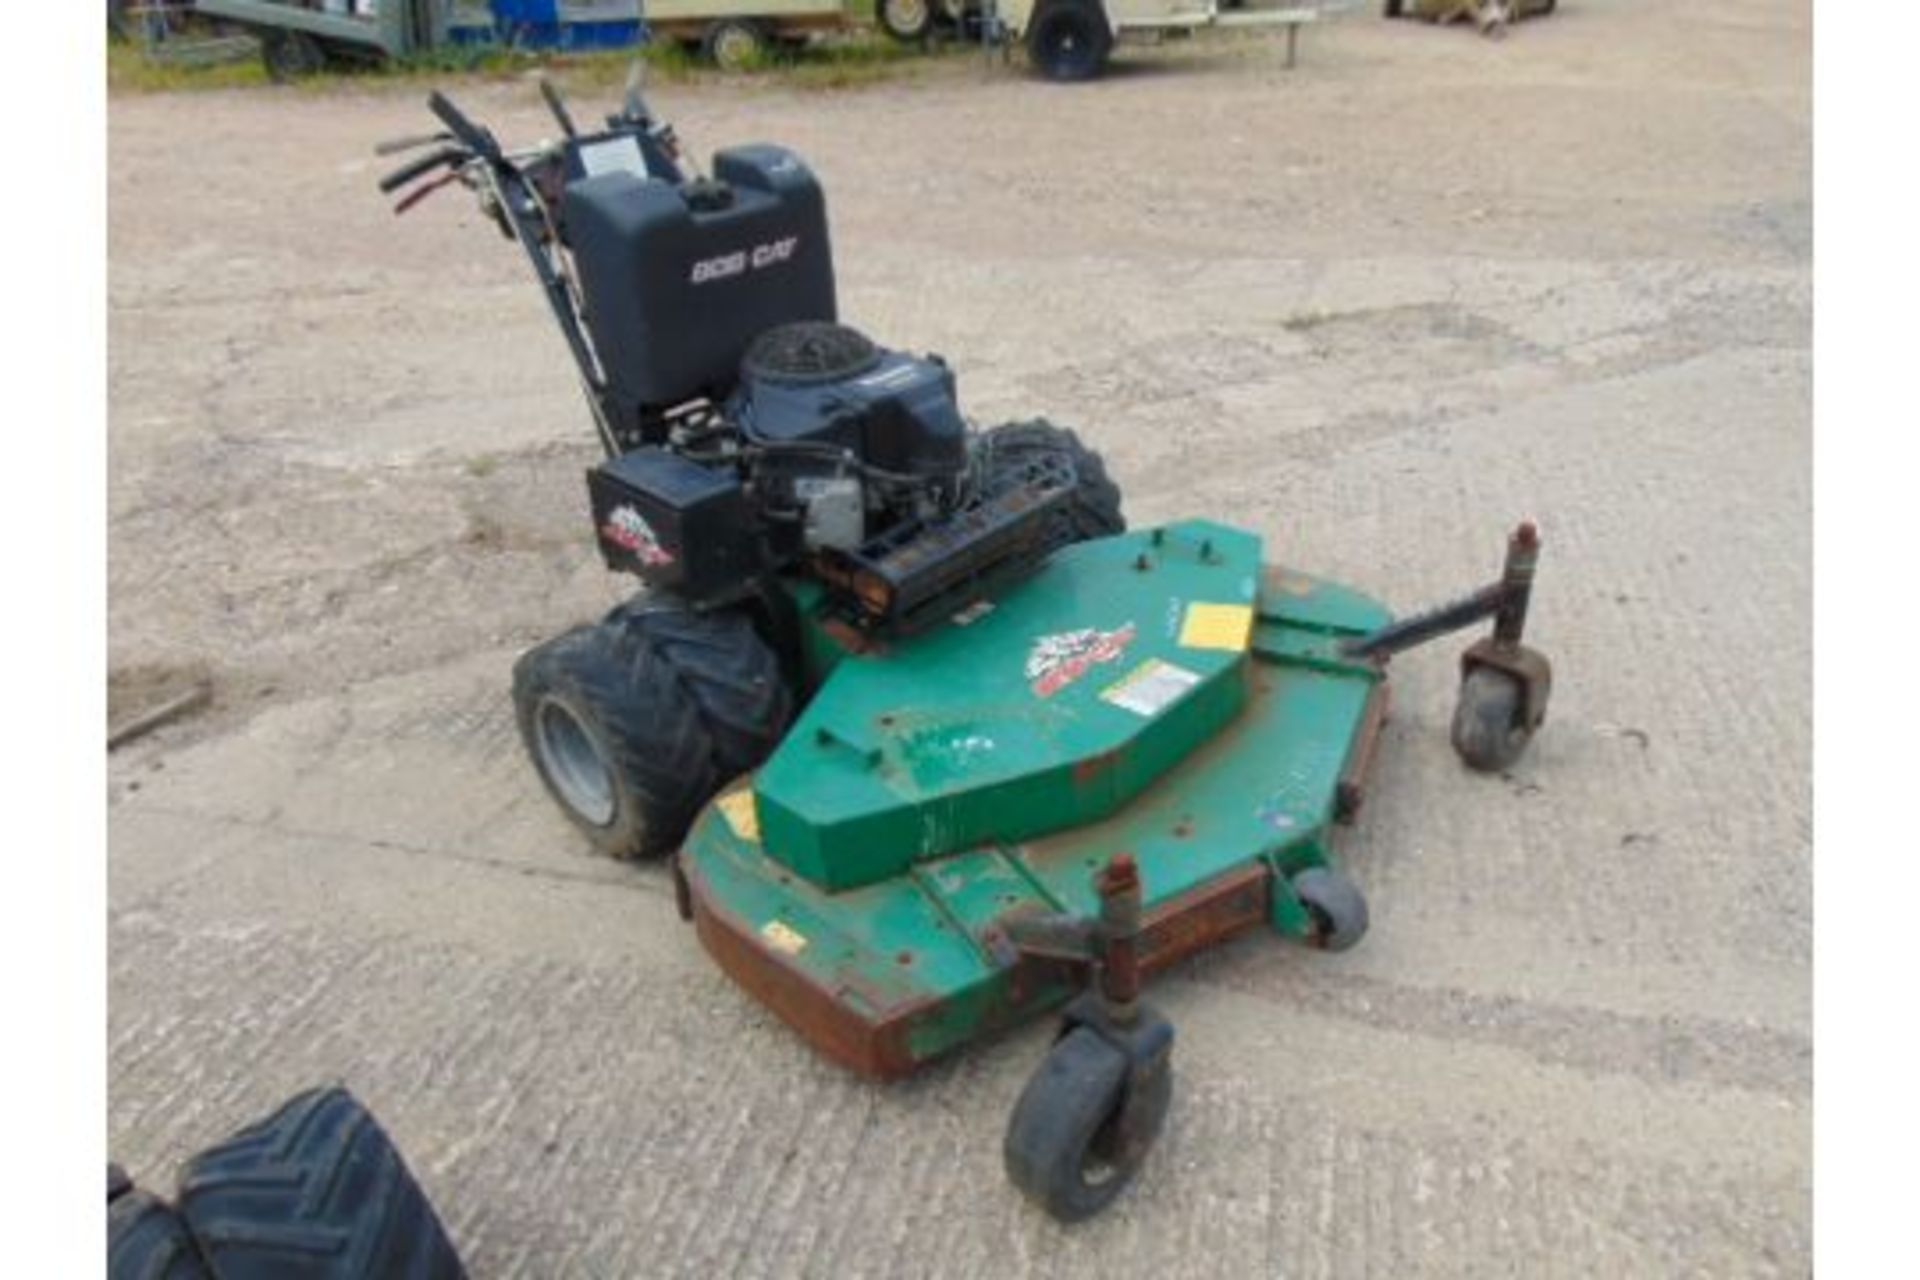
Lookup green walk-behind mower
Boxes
[378,76,1552,1222]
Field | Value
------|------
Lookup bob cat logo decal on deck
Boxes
[600,504,675,567]
[1026,623,1137,698]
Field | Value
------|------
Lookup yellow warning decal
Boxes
[759,919,807,955]
[717,789,761,843]
[1179,602,1254,652]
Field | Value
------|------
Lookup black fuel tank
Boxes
[565,146,837,422]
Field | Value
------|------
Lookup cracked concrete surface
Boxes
[110,2,1809,1274]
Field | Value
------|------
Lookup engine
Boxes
[731,321,970,550]
[587,316,1073,631]
[567,146,1072,632]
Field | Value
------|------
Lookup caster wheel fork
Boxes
[1002,853,1175,1222]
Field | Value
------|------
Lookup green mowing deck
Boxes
[681,521,1394,1076]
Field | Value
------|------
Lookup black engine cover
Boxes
[729,324,969,483]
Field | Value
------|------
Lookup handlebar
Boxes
[427,91,500,162]
[539,77,580,140]
[378,145,468,196]
[394,170,464,216]
[378,72,670,458]
[374,131,452,157]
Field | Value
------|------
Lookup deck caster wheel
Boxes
[1451,665,1536,773]
[1005,1000,1174,1222]
[1292,865,1369,951]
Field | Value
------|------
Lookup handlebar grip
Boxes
[394,171,462,216]
[375,131,451,157]
[427,91,496,159]
[539,77,579,140]
[378,145,464,195]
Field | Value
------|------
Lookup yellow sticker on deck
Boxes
[759,919,807,955]
[717,789,761,843]
[1179,602,1255,652]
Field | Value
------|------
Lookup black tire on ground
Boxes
[1292,865,1369,951]
[702,18,767,70]
[978,419,1125,552]
[110,1189,211,1280]
[174,1087,464,1280]
[1450,665,1532,773]
[1384,0,1405,17]
[513,599,790,859]
[260,28,329,81]
[1004,1027,1163,1222]
[879,0,937,42]
[1025,0,1112,81]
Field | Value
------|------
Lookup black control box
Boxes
[587,448,758,601]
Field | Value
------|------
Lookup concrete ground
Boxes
[108,2,1810,1274]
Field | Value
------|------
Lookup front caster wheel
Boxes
[1451,665,1535,772]
[1004,1025,1172,1221]
[1292,865,1369,951]
[1006,996,1174,1222]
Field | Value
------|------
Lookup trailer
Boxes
[644,0,857,69]
[997,0,1320,80]
[191,1,650,76]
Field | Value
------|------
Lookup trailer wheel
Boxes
[1292,865,1369,951]
[978,419,1125,550]
[703,19,768,71]
[1026,0,1112,81]
[1384,0,1406,16]
[260,28,328,81]
[879,0,937,42]
[1004,1027,1168,1222]
[109,1189,210,1280]
[1451,665,1533,772]
[514,599,790,859]
[173,1086,464,1280]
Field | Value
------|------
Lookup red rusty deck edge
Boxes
[1335,679,1393,824]
[686,855,1278,1080]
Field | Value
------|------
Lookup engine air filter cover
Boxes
[743,322,882,386]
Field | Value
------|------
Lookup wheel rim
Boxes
[714,26,758,69]
[267,32,321,76]
[887,0,930,33]
[1040,18,1096,76]
[1080,1112,1124,1188]
[534,697,617,828]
